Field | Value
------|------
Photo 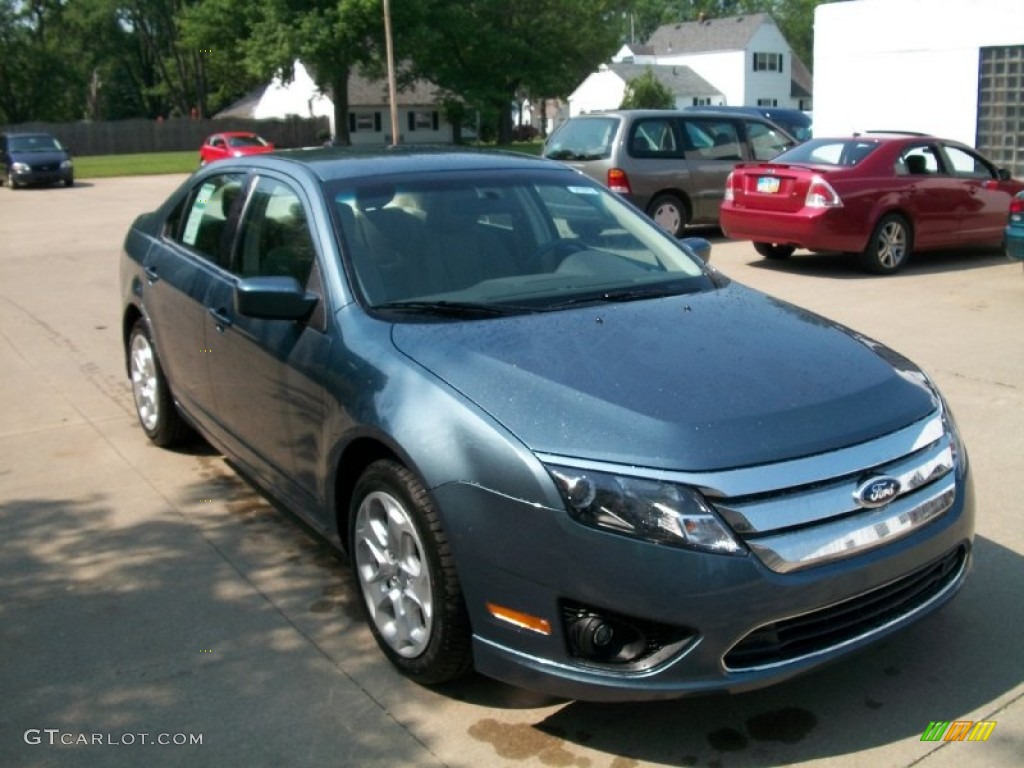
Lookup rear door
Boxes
[896,143,961,247]
[142,171,245,422]
[677,116,745,223]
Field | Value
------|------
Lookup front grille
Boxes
[724,545,967,671]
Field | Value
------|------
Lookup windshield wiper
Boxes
[545,286,684,310]
[371,300,534,317]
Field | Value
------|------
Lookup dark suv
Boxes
[543,109,794,236]
[1,132,74,189]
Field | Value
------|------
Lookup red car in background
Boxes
[198,132,274,166]
[720,132,1024,273]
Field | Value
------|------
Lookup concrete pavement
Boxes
[0,176,1020,767]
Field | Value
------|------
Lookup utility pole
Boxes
[383,0,400,146]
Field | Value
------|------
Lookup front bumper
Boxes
[435,415,974,701]
[9,165,73,186]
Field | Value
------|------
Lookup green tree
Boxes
[239,0,391,145]
[407,0,625,144]
[620,67,674,108]
[0,0,83,123]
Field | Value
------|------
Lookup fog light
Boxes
[565,609,647,664]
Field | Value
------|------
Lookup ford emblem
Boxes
[854,476,902,508]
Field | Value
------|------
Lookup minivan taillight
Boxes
[607,168,632,195]
[805,176,843,208]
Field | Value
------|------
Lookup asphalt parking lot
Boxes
[1,175,1021,768]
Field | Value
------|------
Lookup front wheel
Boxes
[860,214,912,274]
[350,460,472,685]
[753,242,796,260]
[127,319,191,446]
[647,194,688,238]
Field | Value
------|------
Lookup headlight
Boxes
[11,162,29,173]
[547,464,743,554]
[60,159,73,169]
[939,394,968,476]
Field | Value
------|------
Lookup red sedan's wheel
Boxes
[860,214,912,274]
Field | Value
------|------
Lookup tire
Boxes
[647,194,688,238]
[127,318,191,446]
[64,177,74,187]
[860,214,912,274]
[350,460,472,685]
[753,242,796,260]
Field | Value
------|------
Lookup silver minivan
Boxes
[544,109,795,236]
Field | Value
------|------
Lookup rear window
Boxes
[775,139,880,167]
[544,117,619,161]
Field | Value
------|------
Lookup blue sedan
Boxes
[1007,191,1024,266]
[120,148,973,701]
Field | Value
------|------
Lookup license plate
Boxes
[757,176,780,194]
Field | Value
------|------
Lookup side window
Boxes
[628,119,679,157]
[896,146,941,176]
[233,176,316,285]
[682,119,742,160]
[941,145,996,180]
[168,173,245,265]
[745,121,792,161]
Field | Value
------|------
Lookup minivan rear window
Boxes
[544,117,619,161]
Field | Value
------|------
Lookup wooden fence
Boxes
[0,116,330,157]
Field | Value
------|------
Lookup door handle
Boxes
[208,307,233,330]
[143,266,159,283]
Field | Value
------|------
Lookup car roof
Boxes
[209,146,569,183]
[570,109,782,120]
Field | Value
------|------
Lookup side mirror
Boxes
[235,276,317,321]
[681,236,712,263]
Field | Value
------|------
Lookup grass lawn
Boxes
[74,141,544,179]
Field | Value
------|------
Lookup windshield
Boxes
[774,138,880,167]
[327,170,713,318]
[227,135,268,148]
[543,117,618,161]
[8,134,63,153]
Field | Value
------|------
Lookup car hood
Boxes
[390,283,937,471]
[9,149,68,165]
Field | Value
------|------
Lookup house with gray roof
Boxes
[216,60,453,145]
[646,13,812,110]
[566,13,811,121]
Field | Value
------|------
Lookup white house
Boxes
[813,0,1023,177]
[647,13,811,111]
[568,63,721,116]
[217,60,453,145]
[566,13,812,121]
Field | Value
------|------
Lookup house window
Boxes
[692,97,712,106]
[349,112,382,133]
[756,98,779,107]
[407,111,439,131]
[753,52,783,72]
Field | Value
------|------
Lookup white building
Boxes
[566,14,812,120]
[217,61,453,145]
[813,0,1024,176]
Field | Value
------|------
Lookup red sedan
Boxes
[720,133,1024,273]
[198,132,274,166]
